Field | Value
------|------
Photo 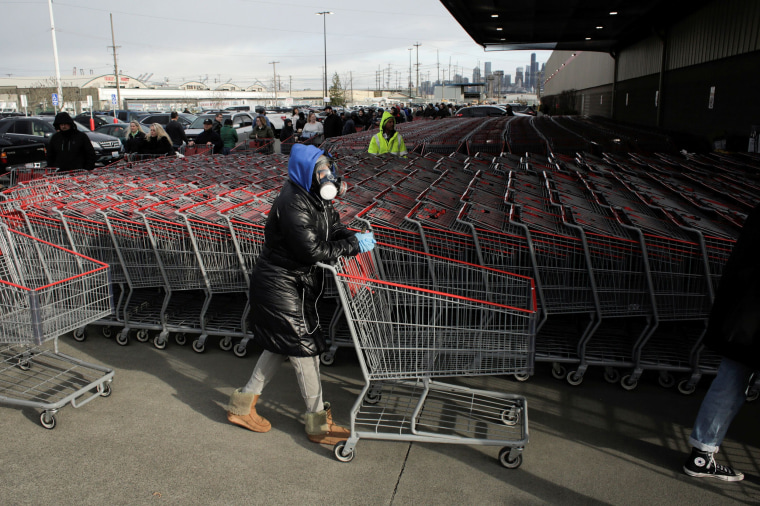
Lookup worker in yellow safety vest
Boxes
[368,111,407,156]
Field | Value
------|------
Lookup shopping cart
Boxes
[320,250,537,468]
[0,224,114,429]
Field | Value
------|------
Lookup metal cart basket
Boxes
[0,225,114,429]
[319,250,537,468]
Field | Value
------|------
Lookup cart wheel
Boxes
[17,359,31,371]
[620,375,638,391]
[40,411,57,430]
[116,331,129,346]
[233,343,248,358]
[677,379,696,395]
[513,372,530,382]
[192,339,205,353]
[135,329,149,343]
[320,352,335,366]
[551,364,567,380]
[73,327,86,342]
[566,371,583,386]
[364,391,381,405]
[501,407,519,426]
[102,326,113,338]
[498,448,522,469]
[97,382,113,397]
[219,336,233,352]
[603,369,620,384]
[153,334,167,350]
[658,373,676,389]
[334,441,355,463]
[174,333,187,346]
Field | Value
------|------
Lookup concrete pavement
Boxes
[1,331,759,505]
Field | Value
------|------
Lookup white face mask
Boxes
[315,163,347,201]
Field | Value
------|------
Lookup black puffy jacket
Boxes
[249,144,359,356]
[703,203,760,368]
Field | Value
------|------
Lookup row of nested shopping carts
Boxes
[0,150,538,467]
[1,135,753,398]
[0,222,114,429]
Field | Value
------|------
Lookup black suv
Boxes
[0,116,123,166]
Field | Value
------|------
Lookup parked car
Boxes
[95,122,149,148]
[454,105,508,117]
[0,134,47,184]
[102,110,150,123]
[185,112,255,143]
[139,112,197,129]
[0,116,123,166]
[74,113,113,130]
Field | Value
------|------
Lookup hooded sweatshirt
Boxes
[368,111,407,156]
[46,112,97,171]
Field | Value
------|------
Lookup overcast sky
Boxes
[3,0,552,90]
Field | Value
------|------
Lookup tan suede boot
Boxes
[304,402,350,445]
[227,389,271,433]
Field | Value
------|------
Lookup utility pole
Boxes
[47,0,63,112]
[109,13,121,110]
[414,42,421,97]
[436,50,440,84]
[408,48,412,98]
[269,61,279,104]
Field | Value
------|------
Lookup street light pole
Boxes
[408,48,412,99]
[316,11,333,106]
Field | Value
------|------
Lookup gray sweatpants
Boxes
[242,350,324,413]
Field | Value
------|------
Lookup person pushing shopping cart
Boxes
[226,143,376,444]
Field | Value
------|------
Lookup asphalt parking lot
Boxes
[2,330,759,506]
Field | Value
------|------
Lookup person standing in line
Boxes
[165,111,187,152]
[682,203,760,482]
[220,118,238,155]
[367,110,407,156]
[249,116,275,154]
[124,121,147,154]
[295,112,307,135]
[140,123,174,156]
[322,105,342,139]
[300,112,324,141]
[212,112,224,134]
[341,112,356,136]
[189,118,224,153]
[46,112,96,171]
[226,143,376,445]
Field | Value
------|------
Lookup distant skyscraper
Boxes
[516,67,524,88]
[472,65,481,84]
[530,53,537,90]
[484,62,492,77]
[505,74,512,87]
[493,70,504,97]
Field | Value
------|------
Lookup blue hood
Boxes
[288,143,324,192]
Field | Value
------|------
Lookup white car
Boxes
[185,112,255,142]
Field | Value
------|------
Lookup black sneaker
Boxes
[683,448,744,482]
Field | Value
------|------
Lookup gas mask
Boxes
[314,160,347,200]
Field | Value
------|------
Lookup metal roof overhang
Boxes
[439,0,712,53]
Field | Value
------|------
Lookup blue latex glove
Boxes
[354,232,376,253]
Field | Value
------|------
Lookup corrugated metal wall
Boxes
[668,0,760,69]
[545,0,760,90]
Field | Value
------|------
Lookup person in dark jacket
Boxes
[190,118,223,153]
[46,112,96,171]
[140,123,174,156]
[124,121,146,154]
[341,112,356,136]
[279,118,295,155]
[682,203,760,482]
[165,111,187,151]
[295,111,306,134]
[212,112,224,134]
[322,105,342,139]
[249,116,275,154]
[226,143,376,444]
[219,118,238,155]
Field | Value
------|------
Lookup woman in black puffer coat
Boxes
[225,143,376,447]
